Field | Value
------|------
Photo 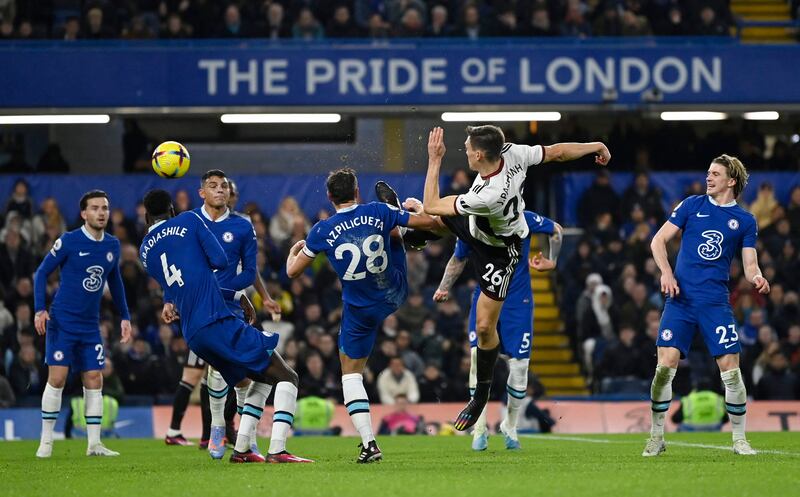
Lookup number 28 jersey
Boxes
[303,202,410,308]
[455,143,545,247]
[668,195,757,304]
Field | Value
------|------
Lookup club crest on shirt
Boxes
[106,251,113,262]
[660,329,673,341]
[728,219,739,230]
[222,232,234,243]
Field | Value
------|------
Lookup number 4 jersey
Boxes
[455,143,545,246]
[139,211,233,341]
[34,226,130,333]
[668,194,757,304]
[302,202,410,309]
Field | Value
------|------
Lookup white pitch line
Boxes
[522,434,800,456]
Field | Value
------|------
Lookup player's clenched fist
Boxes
[433,289,449,302]
[595,143,611,166]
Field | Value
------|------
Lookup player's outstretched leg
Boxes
[37,382,63,458]
[165,379,195,446]
[207,368,230,459]
[642,364,676,457]
[468,347,488,451]
[499,358,529,450]
[721,367,755,455]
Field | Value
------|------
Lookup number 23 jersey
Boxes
[668,195,757,304]
[303,202,410,308]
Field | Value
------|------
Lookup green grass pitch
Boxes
[3,433,799,497]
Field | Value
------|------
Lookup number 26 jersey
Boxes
[668,195,757,304]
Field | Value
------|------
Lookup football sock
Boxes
[206,369,228,428]
[40,383,63,445]
[84,388,103,447]
[236,383,271,443]
[235,382,270,453]
[269,382,298,454]
[649,365,677,439]
[474,345,499,402]
[168,380,194,436]
[721,368,747,442]
[505,358,530,432]
[199,378,211,441]
[342,373,374,446]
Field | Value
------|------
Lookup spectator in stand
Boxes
[293,7,325,40]
[620,172,665,225]
[620,8,651,36]
[161,13,191,38]
[492,7,518,36]
[58,16,81,40]
[327,4,362,38]
[595,325,651,393]
[393,7,426,37]
[578,170,620,227]
[576,273,603,334]
[560,1,591,38]
[755,349,800,400]
[395,292,432,333]
[173,189,192,213]
[619,283,656,332]
[453,3,485,39]
[366,12,391,39]
[694,5,728,36]
[426,5,453,37]
[299,351,341,399]
[593,6,622,36]
[786,186,800,237]
[217,3,251,38]
[0,373,15,407]
[396,329,424,377]
[377,394,425,434]
[418,363,450,402]
[377,356,420,404]
[123,15,157,39]
[750,183,779,230]
[782,324,800,368]
[580,284,616,375]
[518,7,554,36]
[8,343,46,398]
[5,179,33,221]
[270,196,309,245]
[0,227,36,291]
[82,7,116,39]
[257,2,292,39]
[656,6,690,36]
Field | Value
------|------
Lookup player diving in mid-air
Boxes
[141,189,311,463]
[34,190,132,458]
[434,210,562,450]
[286,168,442,463]
[423,125,610,431]
[644,155,769,457]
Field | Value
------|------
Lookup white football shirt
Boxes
[454,143,545,246]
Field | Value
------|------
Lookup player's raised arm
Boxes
[543,142,611,166]
[434,253,468,302]
[530,222,563,272]
[286,240,314,279]
[742,248,770,294]
[650,221,682,298]
[423,127,458,217]
[33,236,69,335]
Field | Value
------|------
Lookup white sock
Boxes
[269,382,297,454]
[721,368,747,442]
[235,384,270,445]
[84,388,103,447]
[40,383,63,446]
[469,348,488,435]
[342,373,374,446]
[235,382,270,453]
[207,369,228,428]
[505,358,529,434]
[649,365,677,439]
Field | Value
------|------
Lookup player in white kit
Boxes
[423,126,610,430]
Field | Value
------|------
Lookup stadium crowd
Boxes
[0,168,798,410]
[0,0,738,41]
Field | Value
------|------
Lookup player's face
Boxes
[464,137,479,170]
[200,175,230,209]
[706,163,734,196]
[81,197,109,230]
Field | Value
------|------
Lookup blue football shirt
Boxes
[668,195,757,304]
[34,227,130,333]
[303,202,410,308]
[139,211,233,340]
[455,211,555,303]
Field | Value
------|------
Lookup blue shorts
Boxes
[186,317,279,386]
[468,288,533,359]
[45,320,104,372]
[339,300,400,360]
[657,297,740,358]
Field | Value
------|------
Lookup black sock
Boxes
[170,381,194,431]
[200,382,211,441]
[474,345,500,402]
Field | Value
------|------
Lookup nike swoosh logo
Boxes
[724,342,737,349]
[696,213,710,218]
[79,252,90,256]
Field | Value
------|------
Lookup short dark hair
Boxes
[201,169,227,186]
[326,168,358,204]
[80,190,109,211]
[143,189,173,218]
[466,125,505,162]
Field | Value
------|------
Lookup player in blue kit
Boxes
[286,168,441,463]
[643,155,769,457]
[141,189,311,464]
[33,190,132,458]
[434,210,562,451]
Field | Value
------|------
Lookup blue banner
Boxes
[0,407,154,440]
[2,39,800,107]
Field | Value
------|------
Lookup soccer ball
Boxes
[152,141,190,178]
